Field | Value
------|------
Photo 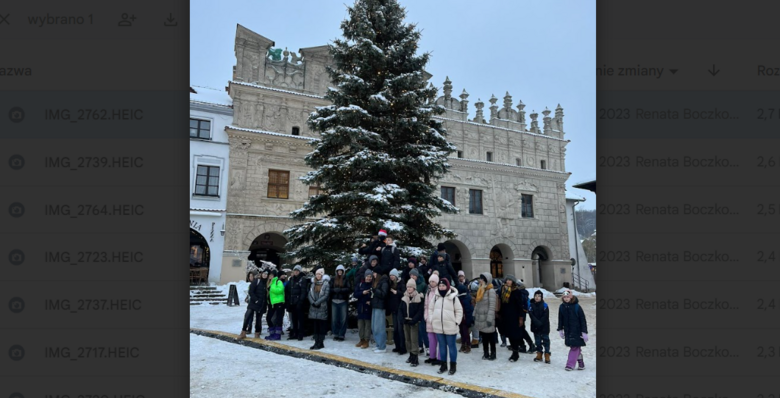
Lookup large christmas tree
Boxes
[284,0,458,270]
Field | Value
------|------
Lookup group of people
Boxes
[238,229,589,375]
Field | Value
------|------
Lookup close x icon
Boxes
[0,13,9,25]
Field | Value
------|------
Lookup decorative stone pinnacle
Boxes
[542,108,551,116]
[489,94,497,105]
[460,89,469,99]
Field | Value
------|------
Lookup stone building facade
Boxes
[220,24,574,290]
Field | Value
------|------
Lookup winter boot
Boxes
[355,339,364,348]
[287,331,297,340]
[238,330,247,340]
[319,334,326,349]
[424,357,434,364]
[254,332,261,339]
[482,343,490,360]
[544,353,551,364]
[406,353,412,363]
[361,340,370,349]
[448,362,457,375]
[518,345,527,353]
[437,361,448,374]
[509,349,520,362]
[410,354,419,367]
[527,343,536,354]
[471,339,480,348]
[488,351,497,361]
[534,352,543,362]
[577,353,585,370]
[459,342,465,353]
[463,344,471,354]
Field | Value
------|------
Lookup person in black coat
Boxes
[377,236,401,276]
[516,281,536,354]
[558,289,588,370]
[371,271,391,351]
[286,265,310,341]
[429,250,457,287]
[401,257,418,283]
[354,255,379,287]
[529,290,551,363]
[240,270,267,339]
[498,275,526,362]
[387,269,406,354]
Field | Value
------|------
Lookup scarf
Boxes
[476,283,493,303]
[501,285,515,304]
[438,288,448,297]
[314,279,323,293]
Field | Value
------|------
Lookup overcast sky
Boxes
[191,0,596,209]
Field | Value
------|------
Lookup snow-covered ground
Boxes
[191,334,456,398]
[191,284,596,398]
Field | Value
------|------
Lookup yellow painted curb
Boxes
[193,328,535,398]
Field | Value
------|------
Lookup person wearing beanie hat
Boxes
[558,288,588,370]
[423,273,441,364]
[354,271,374,348]
[402,257,417,282]
[387,267,405,354]
[429,277,463,375]
[239,267,267,340]
[457,270,466,284]
[370,270,390,353]
[330,265,350,341]
[286,264,310,341]
[307,268,330,350]
[529,290,551,363]
[264,267,286,341]
[354,255,380,288]
[400,277,424,366]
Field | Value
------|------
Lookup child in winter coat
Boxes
[354,270,374,349]
[529,290,551,364]
[399,278,424,367]
[557,289,588,371]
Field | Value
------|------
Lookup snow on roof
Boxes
[565,193,586,201]
[227,125,316,141]
[190,85,233,107]
[230,80,326,100]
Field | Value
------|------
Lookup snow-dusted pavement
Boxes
[190,285,596,398]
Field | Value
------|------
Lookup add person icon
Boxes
[118,13,133,27]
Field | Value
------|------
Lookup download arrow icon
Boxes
[708,64,720,76]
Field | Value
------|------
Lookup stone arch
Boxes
[532,245,555,290]
[443,239,473,279]
[488,242,515,280]
[242,221,291,250]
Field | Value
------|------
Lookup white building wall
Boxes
[190,91,233,283]
[565,197,595,291]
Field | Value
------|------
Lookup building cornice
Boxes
[226,126,316,146]
[190,101,234,116]
[435,115,569,143]
[230,80,329,100]
[449,158,571,180]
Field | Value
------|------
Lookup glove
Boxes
[559,330,565,339]
[487,322,492,327]
[581,333,588,343]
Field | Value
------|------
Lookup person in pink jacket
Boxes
[423,273,441,365]
[429,277,464,376]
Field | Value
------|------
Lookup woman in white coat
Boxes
[428,277,463,376]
